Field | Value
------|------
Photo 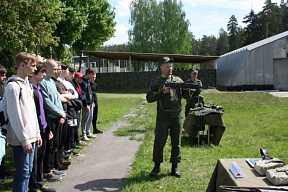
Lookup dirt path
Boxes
[268,91,288,98]
[47,108,143,192]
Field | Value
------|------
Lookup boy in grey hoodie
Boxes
[5,52,42,192]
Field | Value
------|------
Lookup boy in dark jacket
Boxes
[79,68,97,141]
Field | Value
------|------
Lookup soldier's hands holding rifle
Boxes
[179,81,189,90]
[162,86,170,94]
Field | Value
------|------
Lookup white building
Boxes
[217,31,288,91]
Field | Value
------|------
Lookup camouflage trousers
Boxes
[153,117,182,164]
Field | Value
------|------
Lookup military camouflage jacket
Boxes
[146,75,188,119]
[184,79,202,103]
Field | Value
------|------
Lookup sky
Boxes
[104,0,281,45]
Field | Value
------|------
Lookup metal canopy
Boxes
[82,51,219,63]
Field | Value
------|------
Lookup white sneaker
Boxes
[82,136,89,141]
[87,134,97,138]
[43,172,62,182]
[52,169,66,176]
[78,141,87,146]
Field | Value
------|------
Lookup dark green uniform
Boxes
[184,79,202,116]
[146,75,188,164]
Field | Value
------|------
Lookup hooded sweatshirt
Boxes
[5,75,40,146]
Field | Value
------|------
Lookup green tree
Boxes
[0,0,63,71]
[199,35,217,56]
[216,28,229,55]
[45,0,89,61]
[129,0,159,53]
[129,0,191,54]
[72,0,116,71]
[227,15,239,51]
[280,3,288,31]
[260,0,282,38]
[190,33,200,55]
[99,44,130,52]
[237,26,245,48]
[157,0,191,55]
[242,9,264,45]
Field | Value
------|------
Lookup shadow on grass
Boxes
[114,128,147,137]
[181,135,213,148]
[181,135,199,147]
[127,129,146,134]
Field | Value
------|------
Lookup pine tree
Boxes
[227,15,239,51]
[260,0,282,38]
[216,28,229,55]
[242,10,264,45]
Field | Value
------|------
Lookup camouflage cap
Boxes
[192,69,198,74]
[159,57,173,66]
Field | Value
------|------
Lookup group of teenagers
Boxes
[0,53,204,191]
[0,52,103,192]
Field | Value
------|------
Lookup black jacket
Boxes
[66,99,82,119]
[71,80,87,106]
[80,78,93,106]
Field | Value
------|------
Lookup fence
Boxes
[96,69,216,92]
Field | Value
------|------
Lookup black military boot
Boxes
[171,163,181,178]
[150,163,160,177]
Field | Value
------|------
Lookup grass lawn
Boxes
[1,91,288,192]
[118,90,288,192]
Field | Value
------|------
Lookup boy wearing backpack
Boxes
[5,52,42,191]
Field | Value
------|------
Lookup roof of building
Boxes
[82,51,219,64]
[221,31,288,57]
[217,30,288,87]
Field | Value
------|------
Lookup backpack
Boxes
[254,159,285,176]
[0,80,22,129]
[266,165,288,185]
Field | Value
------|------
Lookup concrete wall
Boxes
[96,69,216,92]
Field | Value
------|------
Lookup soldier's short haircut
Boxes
[85,67,95,75]
[15,52,36,68]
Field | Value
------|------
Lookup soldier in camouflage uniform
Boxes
[185,70,202,116]
[146,57,188,178]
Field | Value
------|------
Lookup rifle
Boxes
[164,82,214,90]
[150,82,214,98]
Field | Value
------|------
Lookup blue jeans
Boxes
[0,133,5,164]
[12,143,35,192]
